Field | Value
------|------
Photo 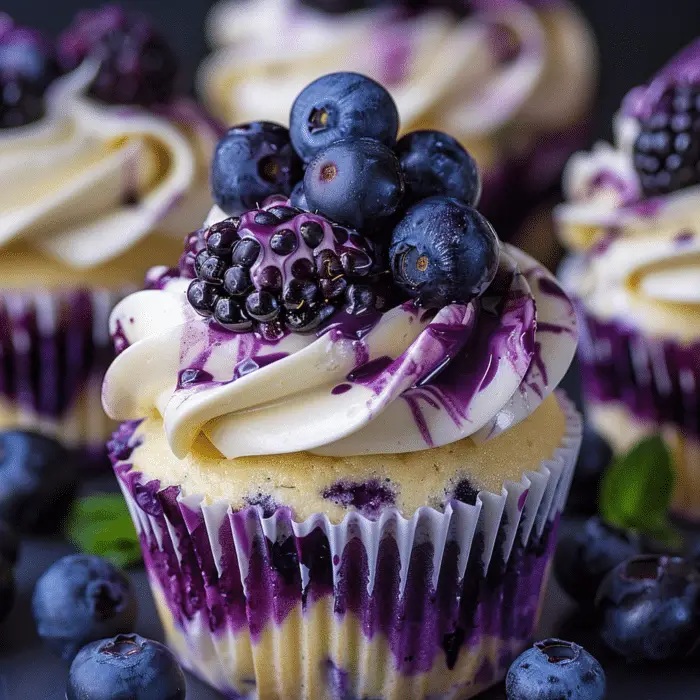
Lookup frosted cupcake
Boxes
[556,40,700,519]
[0,8,220,462]
[198,0,597,262]
[103,72,581,698]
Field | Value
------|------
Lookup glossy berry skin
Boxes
[595,555,700,662]
[567,426,613,515]
[0,556,15,625]
[212,122,303,215]
[67,634,186,700]
[0,20,60,128]
[0,431,77,533]
[32,554,138,661]
[554,516,644,608]
[290,180,310,211]
[305,138,404,231]
[395,130,481,207]
[58,5,178,106]
[506,639,606,700]
[290,72,399,162]
[390,196,499,307]
[633,85,700,197]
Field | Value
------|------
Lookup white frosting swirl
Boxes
[0,62,220,269]
[199,0,595,171]
[102,223,577,459]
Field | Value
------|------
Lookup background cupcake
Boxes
[198,0,597,267]
[103,72,581,698]
[0,7,221,465]
[556,39,700,520]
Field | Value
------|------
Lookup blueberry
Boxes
[266,205,299,223]
[212,122,302,215]
[232,238,262,267]
[33,554,137,661]
[223,265,252,296]
[299,220,325,248]
[66,634,186,700]
[205,218,240,256]
[213,297,253,332]
[566,426,614,515]
[304,138,404,231]
[554,516,644,607]
[270,229,298,255]
[389,196,500,307]
[290,72,399,162]
[506,639,606,700]
[246,290,280,322]
[0,519,19,565]
[0,431,77,533]
[345,284,376,315]
[187,279,218,316]
[395,130,481,207]
[198,255,227,285]
[595,555,700,662]
[290,181,310,210]
[193,249,209,277]
[0,556,15,624]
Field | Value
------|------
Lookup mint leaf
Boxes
[66,494,142,568]
[600,435,678,545]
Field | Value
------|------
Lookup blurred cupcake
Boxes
[0,8,221,464]
[198,0,597,264]
[556,40,700,519]
[103,72,581,698]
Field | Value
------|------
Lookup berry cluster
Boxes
[187,201,388,338]
[633,84,700,197]
[206,71,499,332]
[0,19,60,128]
[58,5,178,107]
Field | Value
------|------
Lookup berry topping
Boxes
[0,431,77,533]
[58,5,178,107]
[32,554,138,661]
[389,196,500,307]
[595,555,700,662]
[187,205,383,338]
[633,85,700,197]
[554,516,644,607]
[506,639,606,700]
[395,130,481,207]
[304,137,405,232]
[0,20,60,128]
[290,72,400,162]
[212,121,303,216]
[66,634,186,700]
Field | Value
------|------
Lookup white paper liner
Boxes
[115,391,581,699]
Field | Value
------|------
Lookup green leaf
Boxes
[599,435,678,544]
[66,494,142,568]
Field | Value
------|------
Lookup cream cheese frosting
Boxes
[199,0,595,173]
[0,61,221,270]
[102,207,577,460]
[556,45,700,341]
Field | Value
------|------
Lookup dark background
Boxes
[4,0,700,142]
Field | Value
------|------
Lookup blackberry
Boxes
[0,20,60,128]
[186,201,385,337]
[633,84,700,197]
[58,6,179,107]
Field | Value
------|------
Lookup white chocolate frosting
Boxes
[0,62,221,270]
[102,204,577,460]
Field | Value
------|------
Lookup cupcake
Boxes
[556,40,700,520]
[0,8,221,464]
[103,73,581,698]
[198,0,597,264]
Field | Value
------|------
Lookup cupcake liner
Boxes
[0,285,129,462]
[113,392,581,700]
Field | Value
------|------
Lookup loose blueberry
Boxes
[554,516,644,607]
[187,279,218,316]
[0,431,77,533]
[58,6,178,106]
[32,554,137,661]
[223,265,252,296]
[206,218,240,256]
[246,290,280,322]
[305,137,404,231]
[0,519,19,565]
[0,556,15,624]
[506,639,606,700]
[270,229,298,255]
[290,180,310,210]
[232,238,262,267]
[389,196,500,307]
[567,426,613,515]
[212,122,302,215]
[213,297,253,332]
[595,555,700,662]
[395,129,481,207]
[290,72,399,162]
[66,634,186,700]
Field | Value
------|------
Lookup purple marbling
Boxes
[322,479,396,519]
